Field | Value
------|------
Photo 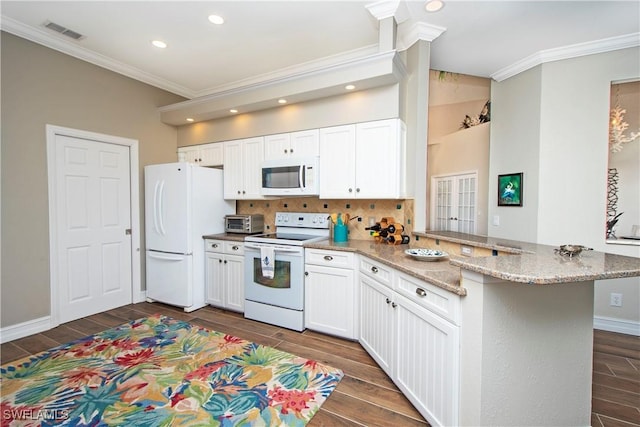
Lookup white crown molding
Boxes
[396,21,447,51]
[366,0,401,20]
[193,44,379,99]
[492,32,640,82]
[1,15,196,98]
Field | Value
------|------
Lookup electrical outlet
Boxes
[610,293,623,307]
[461,245,473,256]
[492,215,500,226]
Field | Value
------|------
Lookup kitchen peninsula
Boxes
[304,231,640,426]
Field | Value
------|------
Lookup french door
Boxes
[432,172,477,233]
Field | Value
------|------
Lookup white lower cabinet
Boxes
[205,239,245,312]
[359,273,395,376]
[304,249,357,340]
[358,257,460,427]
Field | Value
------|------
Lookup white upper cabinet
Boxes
[223,137,264,199]
[319,118,406,199]
[264,129,319,161]
[178,143,223,167]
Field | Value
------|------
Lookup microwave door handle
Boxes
[300,165,305,188]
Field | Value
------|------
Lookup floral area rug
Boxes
[1,315,343,426]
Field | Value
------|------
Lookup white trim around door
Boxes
[46,125,141,328]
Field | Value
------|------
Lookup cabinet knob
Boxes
[305,271,309,276]
[232,245,239,251]
[237,190,241,194]
[212,243,219,248]
[224,260,227,264]
[290,149,293,153]
[323,255,333,261]
[391,302,397,309]
[356,188,361,193]
[385,298,391,304]
[348,188,353,193]
[416,288,427,297]
[218,259,222,263]
[371,266,379,273]
[242,190,246,194]
[284,149,288,153]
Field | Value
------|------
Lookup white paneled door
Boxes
[52,134,133,323]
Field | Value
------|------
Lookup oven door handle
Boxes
[245,242,302,253]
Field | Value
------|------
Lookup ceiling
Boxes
[2,1,639,102]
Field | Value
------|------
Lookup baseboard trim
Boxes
[594,316,640,336]
[0,316,52,344]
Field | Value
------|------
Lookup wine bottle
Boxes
[365,223,382,231]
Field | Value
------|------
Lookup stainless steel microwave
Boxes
[261,156,320,196]
[225,214,264,234]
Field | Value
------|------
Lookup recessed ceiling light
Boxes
[345,84,356,90]
[425,0,444,12]
[278,99,287,104]
[208,14,225,25]
[186,118,194,122]
[152,40,167,49]
[230,109,238,114]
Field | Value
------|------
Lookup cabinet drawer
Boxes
[205,239,224,253]
[305,249,355,268]
[359,257,393,288]
[224,241,244,255]
[395,271,460,325]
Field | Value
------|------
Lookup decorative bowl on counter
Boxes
[404,248,449,261]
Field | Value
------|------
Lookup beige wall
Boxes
[177,84,401,145]
[490,47,640,330]
[1,32,185,327]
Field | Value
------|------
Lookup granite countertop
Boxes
[419,231,640,285]
[202,233,247,242]
[205,231,640,295]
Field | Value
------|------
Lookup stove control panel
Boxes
[274,212,329,229]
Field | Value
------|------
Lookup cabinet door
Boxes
[179,146,201,164]
[395,293,460,427]
[319,125,356,199]
[304,264,356,339]
[224,254,245,312]
[241,137,265,199]
[205,252,224,307]
[223,140,244,199]
[290,129,319,158]
[264,133,291,161]
[359,274,394,376]
[199,143,224,167]
[355,119,402,199]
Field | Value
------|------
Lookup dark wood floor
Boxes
[2,302,639,426]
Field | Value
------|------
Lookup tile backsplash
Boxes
[238,198,414,240]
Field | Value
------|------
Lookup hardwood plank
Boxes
[188,317,284,348]
[337,375,424,420]
[310,409,365,426]
[319,392,428,426]
[9,333,60,355]
[41,324,89,345]
[594,383,640,408]
[0,342,29,364]
[592,397,640,425]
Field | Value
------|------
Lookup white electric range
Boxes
[243,212,329,331]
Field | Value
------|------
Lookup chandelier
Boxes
[609,85,640,153]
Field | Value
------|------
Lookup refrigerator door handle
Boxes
[158,180,166,235]
[153,181,161,235]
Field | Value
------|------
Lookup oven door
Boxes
[244,243,304,310]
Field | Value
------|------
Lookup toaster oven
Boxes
[225,214,264,234]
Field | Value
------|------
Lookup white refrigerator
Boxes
[145,162,235,312]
